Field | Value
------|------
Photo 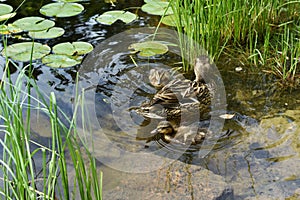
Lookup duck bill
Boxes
[150,129,159,135]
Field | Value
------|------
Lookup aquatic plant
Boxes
[167,0,299,85]
[0,44,102,199]
[0,2,93,68]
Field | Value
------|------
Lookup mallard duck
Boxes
[150,56,212,107]
[134,101,210,120]
[133,56,213,120]
[148,68,171,89]
[149,121,208,145]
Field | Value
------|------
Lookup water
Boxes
[1,0,300,199]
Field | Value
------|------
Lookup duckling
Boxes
[150,121,207,145]
[148,68,171,89]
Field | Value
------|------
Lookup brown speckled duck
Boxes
[149,121,208,145]
[135,56,213,120]
[151,56,212,106]
[148,68,171,89]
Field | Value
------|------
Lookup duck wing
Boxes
[183,81,212,106]
[150,79,192,106]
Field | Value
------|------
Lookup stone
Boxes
[102,158,233,200]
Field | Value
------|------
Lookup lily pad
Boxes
[53,42,93,55]
[141,0,173,16]
[0,25,9,34]
[129,41,169,57]
[0,3,13,16]
[13,16,55,31]
[0,12,16,22]
[42,54,82,68]
[40,2,84,17]
[0,24,22,35]
[2,42,51,62]
[29,27,65,39]
[96,10,137,25]
[161,15,177,26]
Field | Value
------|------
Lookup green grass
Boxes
[169,0,300,86]
[0,47,102,199]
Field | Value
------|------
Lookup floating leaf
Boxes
[0,12,16,22]
[71,41,93,54]
[42,54,82,68]
[2,42,51,62]
[129,41,169,57]
[141,0,173,16]
[161,14,196,28]
[29,27,65,39]
[0,4,15,21]
[0,24,22,35]
[0,25,9,34]
[13,16,55,31]
[96,10,137,25]
[0,3,13,16]
[40,2,84,17]
[161,15,176,26]
[7,24,22,33]
[53,42,93,55]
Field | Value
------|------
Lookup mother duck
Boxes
[136,56,214,120]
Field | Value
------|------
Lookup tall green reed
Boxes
[169,0,299,84]
[0,47,102,199]
[270,25,300,85]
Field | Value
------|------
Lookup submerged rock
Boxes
[103,158,233,200]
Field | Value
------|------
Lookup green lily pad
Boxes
[0,4,15,22]
[29,27,65,39]
[0,12,16,22]
[53,42,93,55]
[13,16,55,31]
[0,4,13,15]
[161,15,177,26]
[129,41,169,57]
[42,54,82,68]
[161,14,196,27]
[40,2,84,17]
[2,42,51,62]
[0,25,9,34]
[96,10,137,25]
[141,0,173,16]
[0,24,22,35]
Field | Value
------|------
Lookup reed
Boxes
[270,25,300,85]
[169,0,299,84]
[0,47,102,199]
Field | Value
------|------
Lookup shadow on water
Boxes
[1,0,300,199]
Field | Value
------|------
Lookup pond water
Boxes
[1,0,300,199]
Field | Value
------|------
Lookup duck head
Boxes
[149,69,170,89]
[150,121,176,136]
[193,56,211,83]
